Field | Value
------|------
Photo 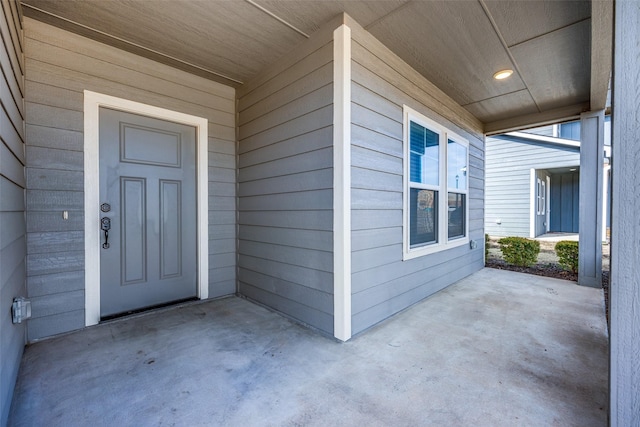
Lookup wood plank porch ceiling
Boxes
[20,0,610,133]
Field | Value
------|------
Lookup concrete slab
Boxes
[535,233,579,242]
[8,269,608,426]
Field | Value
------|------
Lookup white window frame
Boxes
[403,105,470,260]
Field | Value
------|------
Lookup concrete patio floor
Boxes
[8,268,608,426]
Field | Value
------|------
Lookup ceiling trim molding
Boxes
[484,102,589,135]
[237,13,346,98]
[244,0,309,38]
[21,3,244,86]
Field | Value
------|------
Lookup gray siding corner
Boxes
[0,0,25,424]
[237,24,335,335]
[23,17,236,341]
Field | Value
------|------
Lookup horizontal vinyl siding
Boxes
[484,135,579,237]
[24,18,236,341]
[522,124,556,137]
[349,25,485,335]
[0,1,24,425]
[237,28,334,335]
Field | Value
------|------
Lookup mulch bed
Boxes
[485,259,578,281]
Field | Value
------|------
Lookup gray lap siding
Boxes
[0,0,25,424]
[23,17,236,341]
[349,24,485,335]
[20,13,487,346]
[237,26,336,335]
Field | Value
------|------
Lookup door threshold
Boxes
[100,297,199,322]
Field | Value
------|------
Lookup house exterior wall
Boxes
[0,1,24,423]
[23,18,236,341]
[348,21,485,335]
[611,2,640,422]
[237,21,336,334]
[236,15,487,338]
[523,124,556,137]
[485,136,579,237]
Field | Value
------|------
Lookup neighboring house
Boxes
[485,120,611,240]
[0,2,637,426]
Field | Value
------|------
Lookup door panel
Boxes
[550,172,579,233]
[121,177,146,285]
[160,179,182,279]
[99,107,197,317]
[534,170,548,237]
[121,123,182,167]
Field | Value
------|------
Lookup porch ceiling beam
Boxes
[484,102,589,136]
[590,0,613,111]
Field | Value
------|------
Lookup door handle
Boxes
[101,217,111,249]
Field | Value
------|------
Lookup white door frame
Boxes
[546,175,551,233]
[529,169,536,238]
[83,90,209,326]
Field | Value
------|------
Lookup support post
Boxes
[578,110,604,287]
[333,23,352,341]
[610,1,640,424]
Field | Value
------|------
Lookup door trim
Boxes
[83,90,209,326]
[529,168,536,238]
[546,175,551,233]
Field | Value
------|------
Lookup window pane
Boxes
[410,152,422,182]
[447,139,467,190]
[448,192,465,239]
[410,121,425,154]
[409,121,439,185]
[537,179,541,214]
[559,121,580,140]
[410,188,438,247]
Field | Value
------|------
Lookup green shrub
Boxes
[485,234,490,262]
[555,240,579,273]
[498,237,540,267]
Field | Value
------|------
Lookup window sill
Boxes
[403,237,469,261]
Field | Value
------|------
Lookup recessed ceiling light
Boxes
[493,69,513,80]
[569,168,577,172]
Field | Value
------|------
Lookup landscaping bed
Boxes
[485,257,578,282]
[485,236,610,318]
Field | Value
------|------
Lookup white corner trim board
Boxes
[333,24,352,342]
[83,90,209,326]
